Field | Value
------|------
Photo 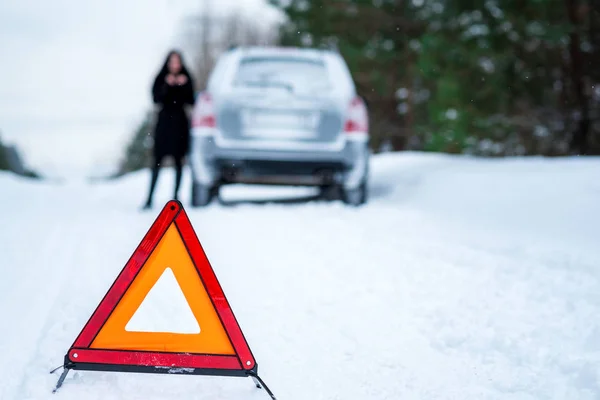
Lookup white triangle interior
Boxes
[125,267,201,334]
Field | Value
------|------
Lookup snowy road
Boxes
[1,152,599,400]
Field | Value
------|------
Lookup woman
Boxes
[143,49,195,209]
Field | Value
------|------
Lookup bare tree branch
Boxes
[182,3,279,92]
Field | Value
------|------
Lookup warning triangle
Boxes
[63,200,256,375]
[89,224,235,354]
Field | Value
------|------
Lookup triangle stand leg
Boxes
[251,376,262,388]
[52,367,70,394]
[49,365,64,374]
[248,372,277,400]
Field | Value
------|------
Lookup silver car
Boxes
[188,46,370,206]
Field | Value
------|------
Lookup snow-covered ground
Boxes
[1,152,599,400]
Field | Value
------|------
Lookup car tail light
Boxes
[343,96,368,133]
[192,93,216,128]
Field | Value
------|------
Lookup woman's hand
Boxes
[175,74,188,85]
[165,74,177,85]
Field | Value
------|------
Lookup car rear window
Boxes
[233,56,332,93]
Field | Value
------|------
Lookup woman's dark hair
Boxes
[156,49,192,80]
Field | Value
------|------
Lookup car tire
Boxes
[342,179,368,206]
[191,182,218,207]
[319,185,341,201]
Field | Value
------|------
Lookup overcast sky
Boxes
[0,0,280,178]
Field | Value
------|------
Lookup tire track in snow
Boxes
[6,209,87,400]
[0,220,71,400]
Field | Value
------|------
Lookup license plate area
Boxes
[242,109,320,131]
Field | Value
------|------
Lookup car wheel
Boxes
[319,185,341,201]
[191,182,218,207]
[342,180,368,206]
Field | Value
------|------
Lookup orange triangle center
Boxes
[90,223,235,355]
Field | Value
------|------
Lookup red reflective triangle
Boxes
[64,200,256,375]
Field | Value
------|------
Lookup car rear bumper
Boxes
[215,159,346,186]
[189,128,369,189]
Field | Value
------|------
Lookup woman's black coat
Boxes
[151,67,195,161]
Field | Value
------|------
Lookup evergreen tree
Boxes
[270,0,599,155]
[0,134,10,172]
[116,112,155,176]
